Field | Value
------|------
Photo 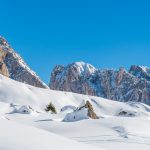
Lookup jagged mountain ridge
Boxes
[0,36,48,88]
[50,62,150,105]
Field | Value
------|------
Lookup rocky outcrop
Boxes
[50,62,97,95]
[0,36,48,88]
[0,47,9,77]
[63,101,98,122]
[79,101,99,119]
[50,62,150,105]
[129,65,150,81]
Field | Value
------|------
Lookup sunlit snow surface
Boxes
[0,75,150,150]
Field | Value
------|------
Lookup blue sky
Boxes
[1,0,150,83]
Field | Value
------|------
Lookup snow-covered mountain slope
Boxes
[2,106,150,150]
[0,74,150,117]
[0,74,150,150]
[35,117,150,150]
[0,36,48,88]
[50,62,150,105]
[0,118,103,150]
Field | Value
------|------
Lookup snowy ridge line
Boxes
[0,36,48,88]
[9,48,48,88]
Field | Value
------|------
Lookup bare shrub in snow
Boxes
[45,102,57,114]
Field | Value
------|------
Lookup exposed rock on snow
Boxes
[0,36,48,88]
[79,101,99,119]
[117,109,138,117]
[50,62,150,105]
[63,101,99,122]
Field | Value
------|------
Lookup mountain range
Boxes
[1,36,150,105]
[0,36,150,150]
[50,62,150,105]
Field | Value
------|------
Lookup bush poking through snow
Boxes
[45,102,57,114]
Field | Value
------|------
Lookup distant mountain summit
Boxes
[129,65,150,81]
[50,62,150,105]
[50,62,97,94]
[0,36,48,88]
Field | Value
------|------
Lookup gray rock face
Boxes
[129,65,150,81]
[50,62,150,105]
[0,47,9,77]
[0,36,48,88]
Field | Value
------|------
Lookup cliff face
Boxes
[0,36,48,88]
[50,62,150,105]
[0,47,9,77]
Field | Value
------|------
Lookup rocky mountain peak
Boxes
[50,62,97,92]
[0,36,9,47]
[71,62,96,75]
[0,36,48,88]
[129,65,150,81]
[116,67,127,85]
[50,62,150,105]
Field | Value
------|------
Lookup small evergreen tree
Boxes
[45,102,57,114]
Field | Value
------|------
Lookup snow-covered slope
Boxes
[0,36,48,88]
[0,74,150,117]
[0,118,103,150]
[0,74,150,150]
